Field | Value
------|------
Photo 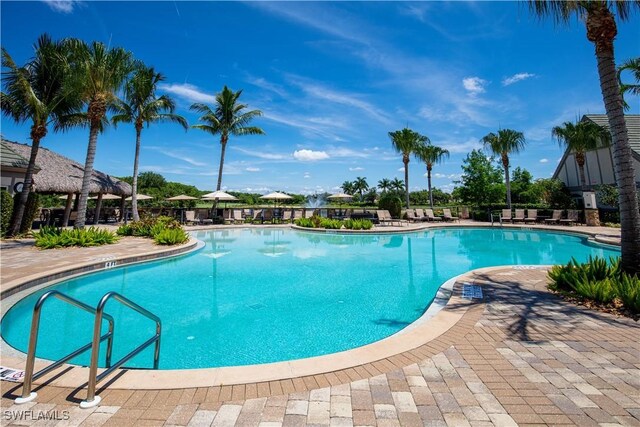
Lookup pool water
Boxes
[1,228,619,369]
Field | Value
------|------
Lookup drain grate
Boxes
[462,284,483,299]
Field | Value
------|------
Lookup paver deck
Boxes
[1,222,634,426]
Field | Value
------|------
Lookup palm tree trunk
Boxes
[427,165,433,208]
[216,136,227,191]
[502,154,511,208]
[576,154,587,191]
[9,127,44,236]
[131,126,142,221]
[403,156,410,209]
[595,49,640,274]
[75,123,100,229]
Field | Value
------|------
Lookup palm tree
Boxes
[353,176,369,199]
[1,34,80,236]
[341,180,355,195]
[390,178,405,193]
[529,1,640,274]
[65,39,135,228]
[112,65,187,221]
[617,57,639,111]
[190,86,264,192]
[388,128,428,208]
[552,120,611,190]
[377,178,391,193]
[414,143,450,208]
[481,129,526,209]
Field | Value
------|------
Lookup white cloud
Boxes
[303,172,311,179]
[502,73,536,86]
[462,77,487,95]
[246,167,261,172]
[158,83,215,104]
[397,167,404,172]
[349,167,364,171]
[293,149,330,161]
[41,0,82,13]
[439,137,483,154]
[432,173,462,179]
[327,147,370,158]
[539,158,549,163]
[232,147,286,160]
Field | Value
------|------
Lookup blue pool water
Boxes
[1,227,619,369]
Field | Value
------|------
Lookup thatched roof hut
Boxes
[1,138,132,196]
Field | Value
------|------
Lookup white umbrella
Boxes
[126,194,153,201]
[259,192,293,201]
[166,195,197,201]
[328,193,353,200]
[201,191,238,201]
[89,194,122,200]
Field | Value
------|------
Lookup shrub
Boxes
[344,219,373,230]
[154,228,189,245]
[1,190,13,237]
[34,226,119,249]
[294,218,314,228]
[319,218,343,229]
[116,224,134,236]
[19,192,40,234]
[548,256,639,314]
[378,192,402,218]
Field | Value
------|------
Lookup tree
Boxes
[190,86,264,192]
[510,167,540,204]
[528,0,640,274]
[413,143,449,208]
[481,128,526,209]
[341,180,355,195]
[388,128,428,208]
[551,120,611,190]
[455,150,504,206]
[112,65,187,221]
[138,171,167,189]
[65,39,135,228]
[1,34,80,236]
[533,178,575,208]
[377,178,391,193]
[617,57,639,110]
[390,178,405,193]
[353,176,369,199]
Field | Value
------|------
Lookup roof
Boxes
[1,141,39,172]
[1,138,132,195]
[582,114,640,158]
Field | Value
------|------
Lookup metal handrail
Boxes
[81,291,161,408]
[16,291,115,404]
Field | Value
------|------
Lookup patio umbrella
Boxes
[126,194,153,201]
[328,193,353,216]
[166,195,197,201]
[259,192,292,205]
[89,194,122,200]
[201,191,238,201]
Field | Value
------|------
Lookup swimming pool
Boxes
[1,227,619,370]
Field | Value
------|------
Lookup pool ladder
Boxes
[15,290,161,408]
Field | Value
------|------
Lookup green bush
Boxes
[34,226,119,249]
[19,192,40,234]
[378,192,402,218]
[1,190,13,237]
[319,218,343,229]
[154,228,189,245]
[548,256,639,314]
[294,218,314,228]
[344,219,373,230]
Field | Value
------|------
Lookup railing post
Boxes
[153,321,161,370]
[15,293,47,404]
[80,296,108,409]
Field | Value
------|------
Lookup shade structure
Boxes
[201,191,238,201]
[166,194,197,201]
[126,194,153,201]
[89,194,122,200]
[328,193,353,200]
[259,192,293,201]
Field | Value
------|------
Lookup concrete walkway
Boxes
[1,267,638,426]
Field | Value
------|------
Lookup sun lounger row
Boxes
[499,209,581,226]
[406,208,459,222]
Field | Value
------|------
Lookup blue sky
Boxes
[1,1,639,194]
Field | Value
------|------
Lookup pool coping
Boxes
[0,225,617,393]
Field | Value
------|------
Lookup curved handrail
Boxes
[17,290,115,403]
[82,291,161,408]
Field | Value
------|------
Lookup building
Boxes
[552,114,640,195]
[0,141,39,195]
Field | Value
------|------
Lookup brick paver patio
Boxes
[2,265,638,426]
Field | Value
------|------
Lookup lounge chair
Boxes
[406,209,419,222]
[251,209,263,223]
[414,208,428,221]
[544,210,562,225]
[185,210,197,225]
[293,209,303,221]
[303,209,315,218]
[500,209,513,223]
[560,209,580,226]
[196,210,213,224]
[424,209,443,222]
[281,210,292,223]
[223,209,234,224]
[443,208,459,222]
[376,210,402,226]
[524,209,538,224]
[513,209,525,223]
[263,209,274,223]
[232,209,244,224]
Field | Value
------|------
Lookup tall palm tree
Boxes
[529,1,640,274]
[341,180,355,195]
[65,39,135,228]
[481,129,526,208]
[388,128,428,208]
[377,178,391,193]
[1,34,80,236]
[353,176,369,199]
[414,143,450,208]
[390,178,405,193]
[190,86,264,192]
[552,120,611,190]
[112,65,187,221]
[617,57,640,111]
